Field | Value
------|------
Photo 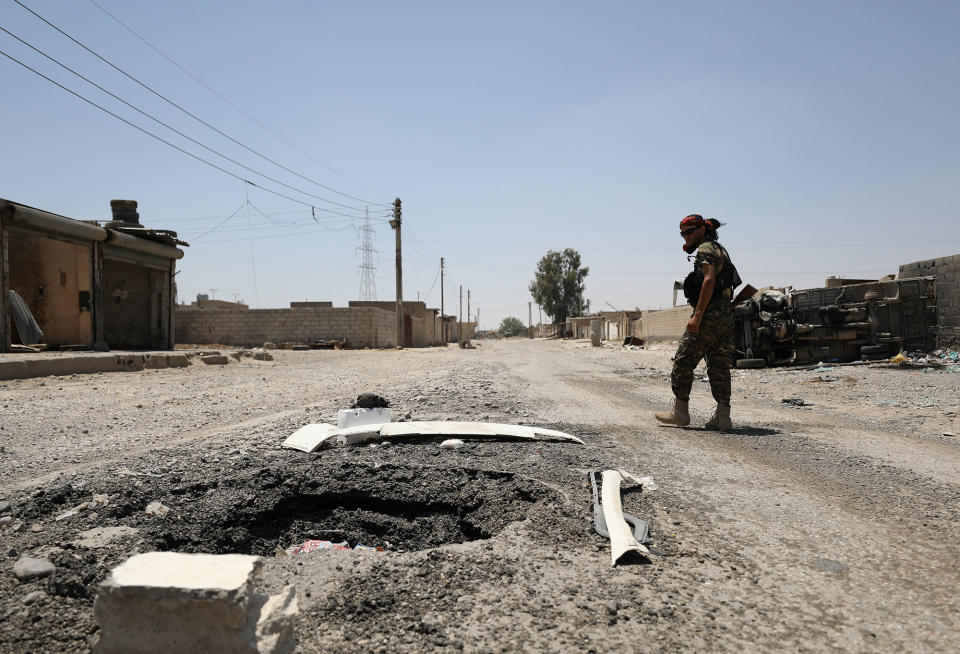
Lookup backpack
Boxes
[683,242,741,307]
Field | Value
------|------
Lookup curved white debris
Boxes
[379,421,583,444]
[601,469,650,566]
[284,421,584,452]
[281,424,338,453]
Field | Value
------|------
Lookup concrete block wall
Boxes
[900,253,960,347]
[640,306,691,339]
[175,307,397,348]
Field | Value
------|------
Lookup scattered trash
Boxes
[145,501,170,517]
[812,365,837,373]
[286,540,350,555]
[943,432,956,438]
[817,375,838,382]
[887,349,960,371]
[354,543,384,552]
[440,438,464,449]
[781,398,808,406]
[622,336,644,347]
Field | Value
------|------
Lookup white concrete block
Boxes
[94,552,296,654]
[336,407,391,428]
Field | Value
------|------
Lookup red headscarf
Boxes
[680,214,705,229]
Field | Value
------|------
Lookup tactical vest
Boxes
[683,242,741,308]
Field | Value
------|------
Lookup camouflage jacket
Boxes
[693,241,733,302]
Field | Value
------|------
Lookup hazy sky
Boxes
[2,1,958,329]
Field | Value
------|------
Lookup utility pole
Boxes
[459,285,463,342]
[390,198,402,348]
[467,290,471,324]
[440,258,445,343]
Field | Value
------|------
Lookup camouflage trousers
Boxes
[671,301,734,406]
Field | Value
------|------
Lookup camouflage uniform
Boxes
[671,241,734,406]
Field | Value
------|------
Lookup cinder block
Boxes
[94,552,296,654]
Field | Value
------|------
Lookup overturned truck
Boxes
[734,277,938,368]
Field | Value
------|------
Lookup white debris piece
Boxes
[332,424,384,447]
[440,438,464,449]
[336,407,391,428]
[283,420,584,452]
[380,421,584,444]
[281,424,338,453]
[93,552,297,654]
[601,470,650,566]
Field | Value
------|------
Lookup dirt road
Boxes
[1,339,957,652]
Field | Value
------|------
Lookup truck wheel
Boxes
[736,358,766,369]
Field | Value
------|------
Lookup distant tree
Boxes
[498,316,526,337]
[528,249,589,325]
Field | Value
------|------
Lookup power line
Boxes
[189,202,246,241]
[0,24,384,219]
[0,45,371,213]
[13,0,390,209]
[86,0,390,202]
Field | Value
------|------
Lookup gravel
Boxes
[0,340,957,653]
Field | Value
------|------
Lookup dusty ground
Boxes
[1,339,958,653]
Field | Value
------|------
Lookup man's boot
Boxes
[655,398,690,426]
[704,403,732,431]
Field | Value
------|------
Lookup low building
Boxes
[899,253,960,348]
[1,197,186,351]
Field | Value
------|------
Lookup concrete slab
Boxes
[108,552,258,590]
[94,552,295,654]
